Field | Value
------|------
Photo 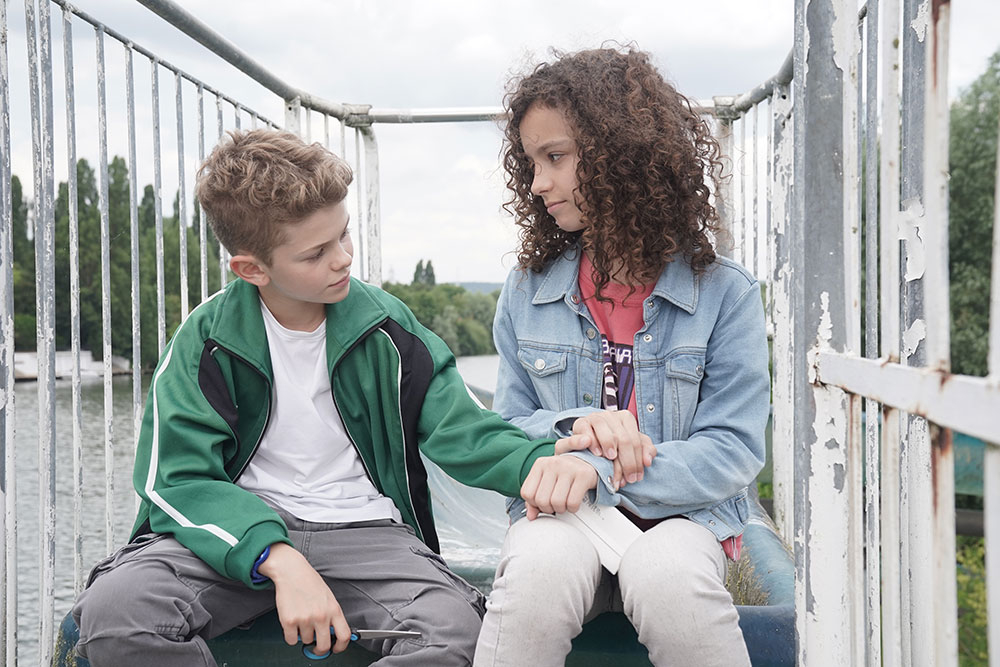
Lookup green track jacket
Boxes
[130,277,555,588]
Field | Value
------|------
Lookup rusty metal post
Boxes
[791,0,863,662]
[921,2,958,663]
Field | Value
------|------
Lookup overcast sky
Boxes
[5,1,1000,284]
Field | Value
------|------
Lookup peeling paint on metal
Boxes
[898,198,926,282]
[903,319,927,360]
[910,1,929,41]
[832,462,846,491]
[831,0,861,75]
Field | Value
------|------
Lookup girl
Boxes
[474,47,770,667]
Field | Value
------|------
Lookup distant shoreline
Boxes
[12,350,131,381]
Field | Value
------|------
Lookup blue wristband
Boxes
[250,545,271,584]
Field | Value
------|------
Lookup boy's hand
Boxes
[521,455,598,520]
[555,411,655,487]
[258,543,352,656]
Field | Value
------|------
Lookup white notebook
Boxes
[550,497,642,574]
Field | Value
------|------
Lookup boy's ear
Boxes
[229,254,270,286]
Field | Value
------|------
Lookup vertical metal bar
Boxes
[125,45,142,455]
[175,72,189,319]
[62,5,85,595]
[792,0,860,662]
[152,58,166,353]
[899,2,932,661]
[26,0,57,660]
[985,113,1000,667]
[251,110,258,130]
[879,0,904,661]
[0,0,16,661]
[713,111,734,257]
[751,105,759,278]
[96,25,116,556]
[305,107,311,142]
[738,115,746,267]
[216,94,227,287]
[340,119,346,156]
[324,114,330,150]
[354,127,365,282]
[769,83,795,542]
[863,2,882,664]
[197,84,207,302]
[359,126,382,287]
[284,95,300,135]
[921,3,958,664]
[232,101,240,129]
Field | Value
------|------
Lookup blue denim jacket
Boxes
[493,245,770,541]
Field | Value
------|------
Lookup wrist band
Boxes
[250,545,271,584]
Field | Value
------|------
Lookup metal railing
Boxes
[1,0,997,665]
[714,1,998,665]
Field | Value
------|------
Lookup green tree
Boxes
[11,175,36,349]
[949,50,999,376]
[384,265,497,356]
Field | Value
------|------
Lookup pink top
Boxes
[578,254,742,561]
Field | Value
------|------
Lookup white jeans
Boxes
[474,515,750,667]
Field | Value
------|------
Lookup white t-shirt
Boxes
[236,301,402,524]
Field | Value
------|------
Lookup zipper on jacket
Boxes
[328,318,429,544]
[206,342,273,483]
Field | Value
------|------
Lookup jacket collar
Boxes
[207,278,390,374]
[532,244,700,314]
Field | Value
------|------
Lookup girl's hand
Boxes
[564,411,656,485]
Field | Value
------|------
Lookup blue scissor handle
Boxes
[301,627,359,660]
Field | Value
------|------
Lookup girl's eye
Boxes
[549,153,564,163]
[307,249,325,262]
[341,227,351,241]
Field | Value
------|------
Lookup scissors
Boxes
[302,628,422,660]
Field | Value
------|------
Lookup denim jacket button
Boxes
[586,328,596,339]
[642,333,652,343]
[571,294,580,304]
[583,393,593,404]
[646,403,655,413]
[533,358,546,370]
[696,364,704,375]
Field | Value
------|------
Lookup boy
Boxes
[71,129,598,666]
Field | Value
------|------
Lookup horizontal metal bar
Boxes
[815,351,1000,443]
[48,0,278,127]
[133,0,363,121]
[732,52,793,113]
[366,107,503,124]
[731,3,867,114]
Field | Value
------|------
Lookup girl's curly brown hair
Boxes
[502,46,726,295]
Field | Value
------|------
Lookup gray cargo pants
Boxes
[72,513,485,666]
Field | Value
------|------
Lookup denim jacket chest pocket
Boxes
[516,345,572,410]
[662,349,706,440]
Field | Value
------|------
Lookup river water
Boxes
[9,355,504,664]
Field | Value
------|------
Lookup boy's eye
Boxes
[306,248,325,261]
[341,227,351,241]
[549,153,564,162]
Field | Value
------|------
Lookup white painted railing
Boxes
[1,0,996,665]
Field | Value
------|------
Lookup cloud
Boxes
[6,0,999,285]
